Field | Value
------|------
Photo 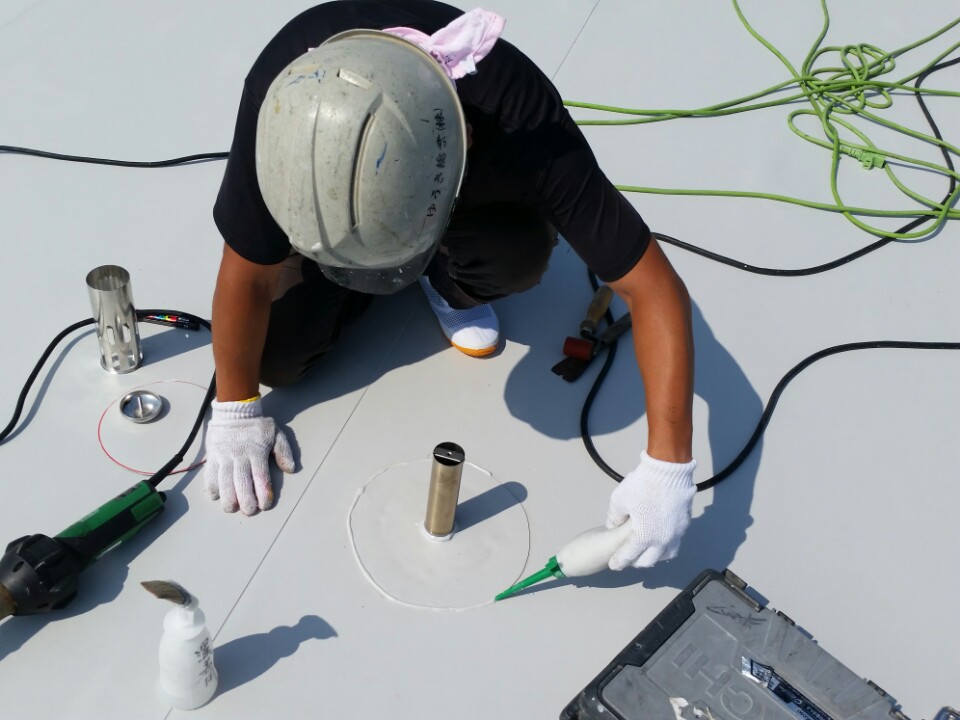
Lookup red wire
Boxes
[97,380,207,476]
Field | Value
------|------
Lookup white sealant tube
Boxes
[556,522,633,577]
[156,601,219,709]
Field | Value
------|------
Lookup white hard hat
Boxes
[255,29,468,294]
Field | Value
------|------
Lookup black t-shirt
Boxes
[213,0,650,282]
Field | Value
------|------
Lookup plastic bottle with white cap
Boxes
[142,580,219,709]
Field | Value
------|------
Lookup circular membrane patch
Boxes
[348,459,529,611]
[98,380,208,475]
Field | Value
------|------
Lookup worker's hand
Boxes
[203,397,295,515]
[605,451,697,570]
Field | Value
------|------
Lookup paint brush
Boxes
[141,579,196,607]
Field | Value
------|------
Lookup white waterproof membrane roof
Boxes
[0,1,958,718]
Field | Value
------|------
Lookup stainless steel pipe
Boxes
[423,442,465,538]
[86,265,142,374]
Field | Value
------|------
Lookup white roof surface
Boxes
[0,1,957,718]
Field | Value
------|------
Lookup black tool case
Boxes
[561,569,909,720]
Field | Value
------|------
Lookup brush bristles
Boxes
[141,580,192,606]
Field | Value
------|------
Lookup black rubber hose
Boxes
[580,55,960,489]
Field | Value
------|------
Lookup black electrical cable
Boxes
[0,318,96,444]
[583,327,960,490]
[580,55,960,489]
[579,272,623,482]
[136,310,216,488]
[0,146,227,168]
[696,340,959,492]
[0,310,215,489]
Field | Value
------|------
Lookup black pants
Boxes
[260,203,557,387]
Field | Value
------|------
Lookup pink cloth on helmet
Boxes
[383,8,505,80]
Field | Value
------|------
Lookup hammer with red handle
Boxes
[551,286,632,382]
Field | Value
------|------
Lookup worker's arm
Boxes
[604,234,698,569]
[206,243,294,515]
[606,234,694,463]
[212,243,284,401]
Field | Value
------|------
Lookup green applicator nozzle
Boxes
[495,555,565,601]
[493,523,635,602]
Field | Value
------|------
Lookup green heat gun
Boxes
[0,480,166,620]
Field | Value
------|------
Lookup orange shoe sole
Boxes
[451,341,498,357]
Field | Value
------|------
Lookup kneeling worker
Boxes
[204,2,698,571]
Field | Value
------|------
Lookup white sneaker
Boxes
[418,276,499,357]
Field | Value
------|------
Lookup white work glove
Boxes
[606,450,697,570]
[203,397,295,515]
